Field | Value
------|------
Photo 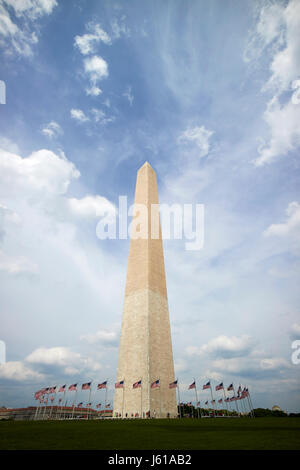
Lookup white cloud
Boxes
[80,329,119,346]
[91,108,115,125]
[0,136,20,154]
[74,23,111,55]
[243,3,285,62]
[123,86,134,106]
[178,125,214,157]
[3,0,57,19]
[67,195,116,219]
[84,55,109,84]
[0,249,38,274]
[0,0,57,55]
[25,346,102,374]
[245,0,300,166]
[264,201,300,237]
[290,323,300,340]
[260,357,290,370]
[0,361,44,381]
[41,121,63,139]
[26,346,81,366]
[0,148,80,197]
[111,16,130,39]
[70,108,89,123]
[266,0,300,93]
[186,335,255,359]
[86,85,102,96]
[255,96,300,166]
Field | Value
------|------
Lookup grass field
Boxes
[0,418,299,450]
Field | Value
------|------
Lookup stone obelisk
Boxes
[113,162,177,418]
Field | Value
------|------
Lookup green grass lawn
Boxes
[0,418,299,450]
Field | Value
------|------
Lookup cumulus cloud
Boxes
[74,23,111,55]
[264,201,300,240]
[245,0,300,166]
[26,346,102,374]
[70,108,89,123]
[0,361,44,381]
[186,335,255,359]
[0,0,57,55]
[211,354,290,379]
[86,85,102,96]
[0,250,38,274]
[255,96,300,166]
[80,329,119,347]
[289,323,300,340]
[0,147,80,197]
[67,195,116,219]
[178,125,214,157]
[84,55,109,84]
[41,121,63,139]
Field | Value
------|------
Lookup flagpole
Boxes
[177,379,182,419]
[209,380,215,417]
[43,395,48,420]
[194,378,200,419]
[223,387,229,416]
[140,378,143,418]
[104,379,108,410]
[71,388,77,419]
[87,384,92,420]
[60,390,66,420]
[122,380,125,418]
[247,387,255,418]
[159,377,162,418]
[232,385,240,416]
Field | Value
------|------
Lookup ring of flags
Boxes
[34,378,252,415]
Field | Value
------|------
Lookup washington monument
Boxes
[113,162,178,418]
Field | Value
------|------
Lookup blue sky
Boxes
[0,0,300,412]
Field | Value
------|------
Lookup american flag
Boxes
[215,382,223,391]
[133,380,142,389]
[115,380,124,389]
[218,398,223,404]
[96,403,101,408]
[203,381,211,390]
[227,383,234,391]
[82,382,91,390]
[97,381,107,389]
[169,380,177,389]
[188,381,196,390]
[58,385,66,392]
[34,390,43,400]
[151,379,160,389]
[68,383,77,391]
